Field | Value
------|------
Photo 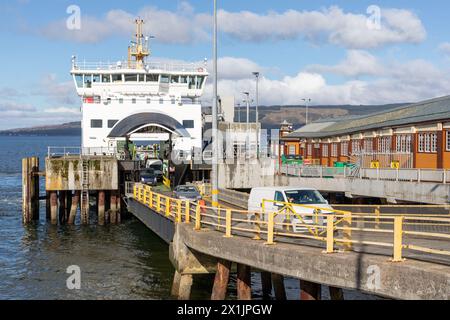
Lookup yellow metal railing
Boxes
[132,183,450,263]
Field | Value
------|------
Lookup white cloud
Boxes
[439,42,450,57]
[37,5,426,49]
[306,50,383,77]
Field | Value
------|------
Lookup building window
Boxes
[107,120,118,128]
[446,131,450,151]
[364,138,373,153]
[331,143,338,157]
[183,120,194,128]
[307,144,312,157]
[378,136,392,153]
[322,144,329,157]
[396,135,412,153]
[351,140,361,154]
[288,145,296,155]
[418,132,437,153]
[91,119,103,128]
[341,142,349,156]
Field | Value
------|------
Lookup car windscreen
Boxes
[284,190,327,205]
[177,186,198,193]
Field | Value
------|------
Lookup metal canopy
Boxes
[107,112,191,138]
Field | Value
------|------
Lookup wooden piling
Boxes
[300,280,321,300]
[98,191,105,226]
[211,259,231,300]
[46,191,51,220]
[68,191,79,225]
[261,272,273,300]
[272,274,286,300]
[329,286,344,300]
[178,274,193,300]
[22,157,40,223]
[110,191,118,224]
[116,193,121,224]
[50,191,58,225]
[58,191,66,224]
[237,264,251,300]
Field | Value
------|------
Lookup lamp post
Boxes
[252,72,260,124]
[211,0,219,208]
[243,92,250,126]
[302,98,312,125]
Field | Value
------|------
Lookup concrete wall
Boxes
[218,160,450,204]
[45,157,118,191]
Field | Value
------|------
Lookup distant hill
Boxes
[0,122,81,136]
[0,103,408,135]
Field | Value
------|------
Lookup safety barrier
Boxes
[132,183,450,263]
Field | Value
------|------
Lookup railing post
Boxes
[149,191,153,209]
[375,206,380,229]
[342,212,352,251]
[157,194,161,212]
[418,169,421,182]
[185,201,190,223]
[224,209,233,238]
[165,197,170,217]
[325,215,335,253]
[265,212,275,245]
[176,200,182,223]
[392,216,405,262]
[195,204,201,230]
[133,185,138,199]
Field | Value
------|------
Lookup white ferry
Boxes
[70,19,208,160]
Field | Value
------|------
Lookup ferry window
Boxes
[91,119,103,128]
[171,76,180,83]
[84,75,93,88]
[159,98,164,104]
[93,74,100,83]
[108,120,118,128]
[132,98,136,104]
[138,74,145,82]
[196,76,205,89]
[102,74,111,83]
[93,96,101,104]
[183,120,194,128]
[112,74,122,82]
[146,74,158,82]
[106,98,111,104]
[160,75,170,84]
[171,98,176,104]
[188,76,196,89]
[146,98,151,104]
[180,76,188,84]
[119,98,124,104]
[75,75,83,88]
[125,74,137,82]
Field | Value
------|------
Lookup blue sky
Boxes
[0,0,450,129]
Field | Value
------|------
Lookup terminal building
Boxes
[280,95,450,169]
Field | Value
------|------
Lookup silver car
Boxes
[173,185,202,201]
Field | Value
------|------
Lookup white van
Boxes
[248,187,333,233]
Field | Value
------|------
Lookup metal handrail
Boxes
[132,183,450,263]
[72,60,208,73]
[47,146,118,158]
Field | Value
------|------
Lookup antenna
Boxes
[128,18,150,69]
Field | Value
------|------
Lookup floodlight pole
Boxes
[211,0,219,208]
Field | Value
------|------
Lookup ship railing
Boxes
[72,60,207,73]
[47,146,118,159]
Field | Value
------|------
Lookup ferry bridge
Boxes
[126,183,450,300]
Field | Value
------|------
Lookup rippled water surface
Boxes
[0,136,376,300]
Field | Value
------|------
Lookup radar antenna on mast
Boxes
[128,18,150,69]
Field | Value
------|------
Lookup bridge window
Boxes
[196,76,205,89]
[160,75,170,84]
[138,74,145,82]
[112,74,123,82]
[108,120,118,128]
[125,74,137,82]
[93,74,100,83]
[146,74,159,82]
[91,119,103,128]
[84,74,93,88]
[102,74,111,83]
[180,76,188,84]
[183,120,194,128]
[171,75,180,83]
[188,76,196,89]
[74,75,83,88]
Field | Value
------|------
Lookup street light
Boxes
[211,0,219,208]
[302,98,312,125]
[243,92,251,126]
[252,72,260,124]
